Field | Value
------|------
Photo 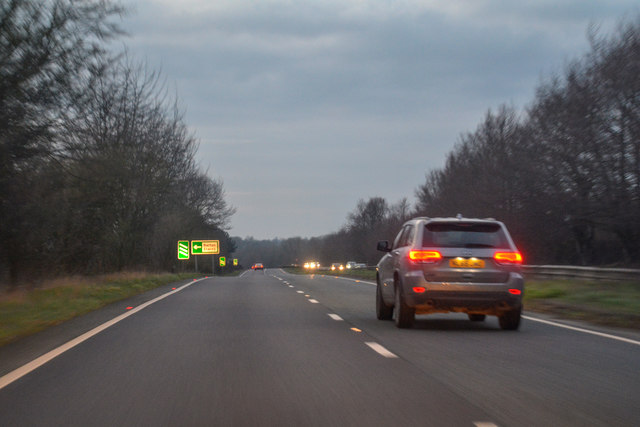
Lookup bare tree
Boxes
[0,0,124,284]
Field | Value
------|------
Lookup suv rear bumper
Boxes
[401,271,524,315]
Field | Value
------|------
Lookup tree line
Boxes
[0,0,234,288]
[236,16,640,268]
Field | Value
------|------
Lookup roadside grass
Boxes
[523,279,640,329]
[285,268,640,330]
[0,272,199,347]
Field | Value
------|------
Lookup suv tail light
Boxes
[493,251,523,265]
[409,250,442,263]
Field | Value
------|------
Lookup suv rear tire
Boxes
[394,280,415,328]
[499,307,521,330]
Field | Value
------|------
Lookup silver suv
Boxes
[376,216,524,330]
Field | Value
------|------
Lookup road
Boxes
[1,269,639,426]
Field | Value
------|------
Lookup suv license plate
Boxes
[449,258,485,268]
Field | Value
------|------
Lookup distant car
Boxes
[331,263,344,271]
[346,261,357,269]
[252,263,264,270]
[376,215,524,330]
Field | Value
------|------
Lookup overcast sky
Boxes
[120,0,638,240]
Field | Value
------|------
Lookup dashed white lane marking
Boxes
[332,276,376,286]
[365,342,398,358]
[328,314,343,321]
[308,299,319,304]
[296,291,304,294]
[523,315,640,346]
[474,423,498,427]
[0,277,207,390]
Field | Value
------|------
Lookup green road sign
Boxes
[219,256,226,267]
[177,241,189,260]
[233,259,238,266]
[191,240,219,255]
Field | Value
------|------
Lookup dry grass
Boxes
[0,271,156,300]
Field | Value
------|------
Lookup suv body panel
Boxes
[377,217,524,318]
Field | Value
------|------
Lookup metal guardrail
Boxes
[363,265,640,281]
[522,265,640,281]
[296,264,640,281]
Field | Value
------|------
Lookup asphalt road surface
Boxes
[1,269,639,426]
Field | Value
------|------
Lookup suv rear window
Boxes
[422,222,509,248]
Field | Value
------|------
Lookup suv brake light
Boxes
[409,250,442,263]
[493,251,523,265]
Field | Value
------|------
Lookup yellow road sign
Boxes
[191,240,220,255]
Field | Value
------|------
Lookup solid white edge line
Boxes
[329,276,639,347]
[522,315,640,346]
[0,277,208,390]
[365,342,398,358]
[273,273,639,350]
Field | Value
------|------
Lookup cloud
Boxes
[121,0,639,239]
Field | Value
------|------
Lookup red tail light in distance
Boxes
[409,250,442,263]
[493,251,523,265]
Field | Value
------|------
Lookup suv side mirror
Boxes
[377,240,391,252]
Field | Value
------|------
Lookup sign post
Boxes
[178,240,221,274]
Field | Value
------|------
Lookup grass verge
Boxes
[523,279,640,329]
[0,272,200,347]
[285,268,640,330]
